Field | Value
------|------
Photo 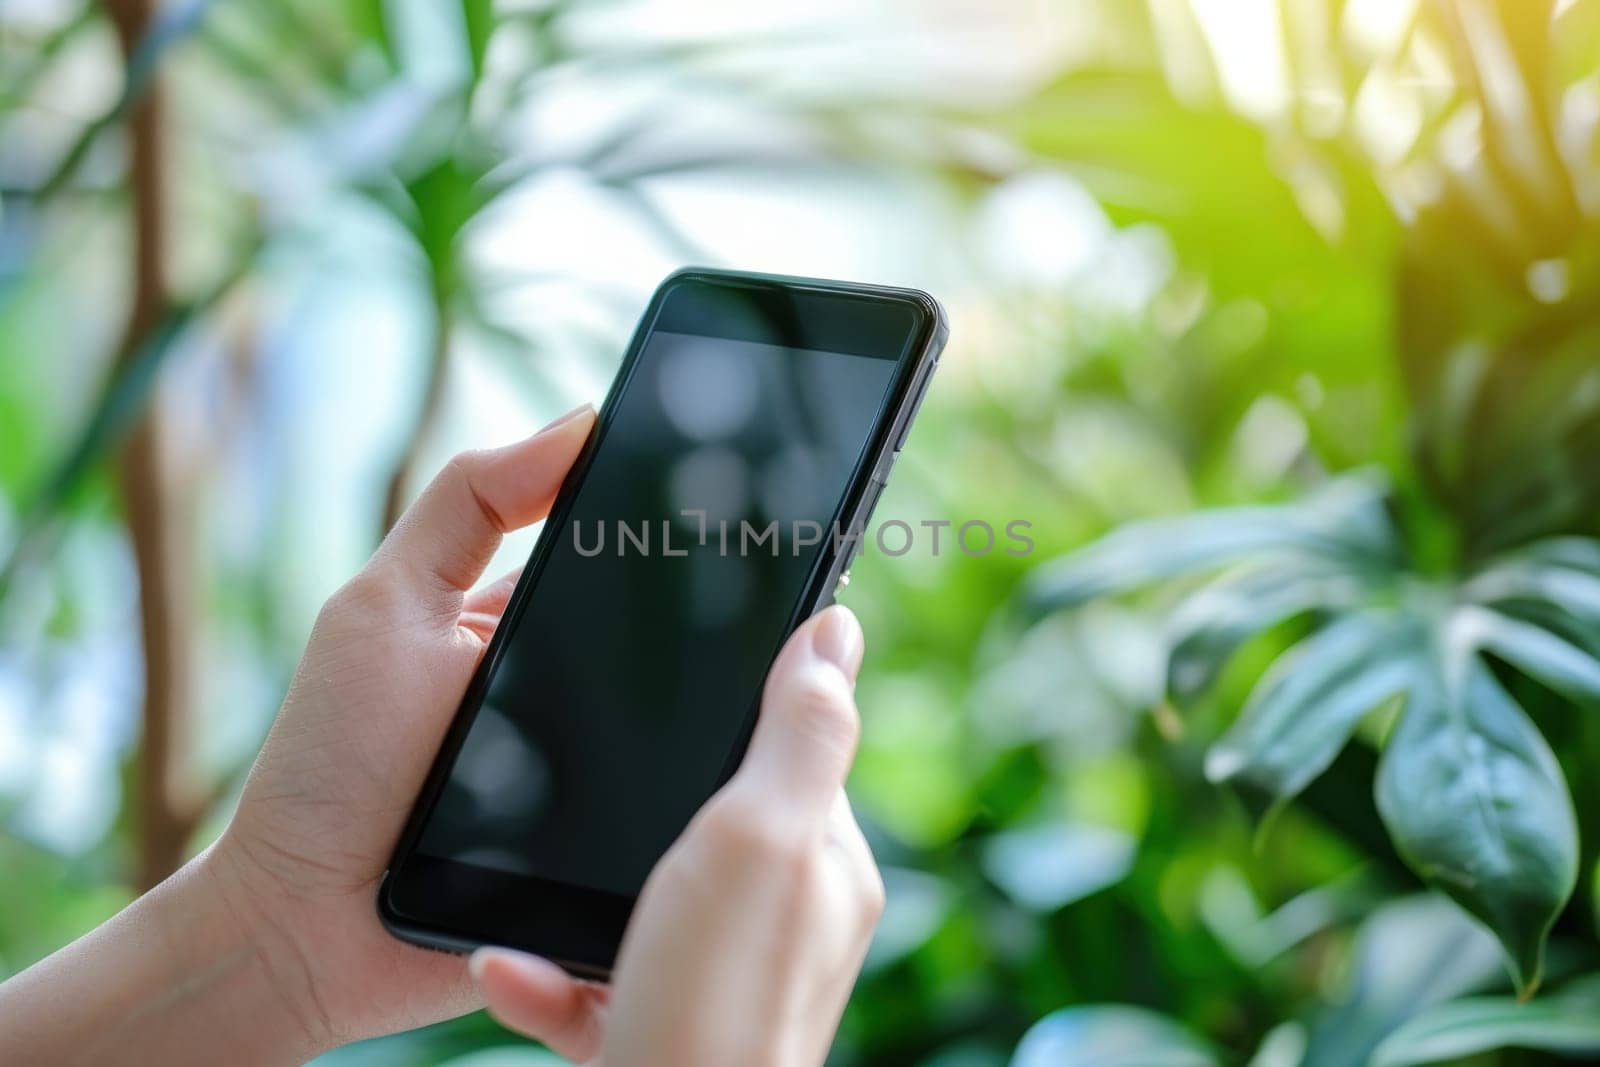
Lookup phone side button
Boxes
[829,479,880,599]
[857,477,887,527]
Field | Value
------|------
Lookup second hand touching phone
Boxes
[379,268,947,977]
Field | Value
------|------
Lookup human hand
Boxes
[468,604,885,1067]
[214,403,599,1052]
[0,399,881,1067]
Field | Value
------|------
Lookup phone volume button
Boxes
[874,448,897,482]
[858,477,886,524]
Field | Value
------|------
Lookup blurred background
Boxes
[4,0,1600,1063]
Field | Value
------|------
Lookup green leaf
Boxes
[980,822,1136,912]
[2,3,97,109]
[1165,560,1370,702]
[1199,867,1379,969]
[1205,612,1420,799]
[1454,605,1600,704]
[1465,554,1600,626]
[1024,473,1398,618]
[460,0,494,81]
[1300,895,1504,1067]
[1506,537,1600,576]
[34,0,219,201]
[396,155,514,296]
[1371,976,1600,1067]
[1011,1005,1218,1067]
[346,0,397,70]
[1375,655,1579,994]
[0,243,259,591]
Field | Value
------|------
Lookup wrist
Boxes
[197,836,336,1060]
[0,842,327,1066]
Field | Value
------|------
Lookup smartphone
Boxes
[378,268,947,977]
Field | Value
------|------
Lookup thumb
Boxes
[374,404,595,608]
[734,606,865,818]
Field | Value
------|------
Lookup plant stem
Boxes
[105,0,205,894]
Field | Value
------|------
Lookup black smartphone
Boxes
[378,268,947,977]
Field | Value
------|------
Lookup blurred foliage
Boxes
[4,0,1600,1066]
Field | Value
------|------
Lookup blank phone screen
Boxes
[414,324,902,898]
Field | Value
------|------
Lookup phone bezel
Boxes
[377,267,947,978]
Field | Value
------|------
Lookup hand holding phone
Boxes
[209,387,887,1059]
[0,270,943,1067]
[380,269,946,973]
[472,605,881,1065]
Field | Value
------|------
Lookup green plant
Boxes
[1014,0,1600,1006]
[8,0,1600,1063]
[1025,474,1600,993]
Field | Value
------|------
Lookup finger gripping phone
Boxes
[378,268,947,977]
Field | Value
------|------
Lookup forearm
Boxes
[0,844,324,1066]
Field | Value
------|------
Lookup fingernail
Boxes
[812,605,863,682]
[537,403,594,435]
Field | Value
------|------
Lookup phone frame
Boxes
[377,267,948,978]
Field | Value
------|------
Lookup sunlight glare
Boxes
[1189,0,1291,121]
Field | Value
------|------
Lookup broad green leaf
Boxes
[1465,556,1600,625]
[1453,604,1600,704]
[974,608,1162,758]
[1247,1023,1306,1067]
[1375,658,1579,994]
[1300,895,1504,1067]
[1205,612,1419,799]
[1165,560,1371,702]
[1025,473,1397,617]
[1472,588,1600,662]
[1011,1005,1217,1067]
[1490,536,1600,577]
[1200,867,1380,969]
[1371,975,1600,1067]
[980,823,1135,912]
